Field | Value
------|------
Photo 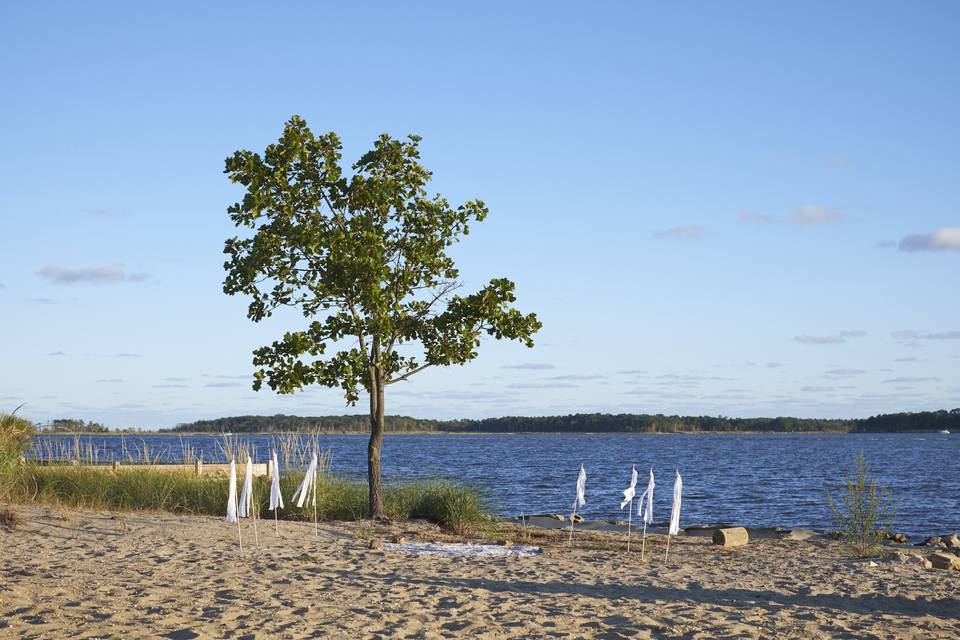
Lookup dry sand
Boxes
[1,505,958,639]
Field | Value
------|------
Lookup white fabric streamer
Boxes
[669,469,682,535]
[269,450,284,511]
[642,468,655,524]
[238,455,254,518]
[574,464,586,508]
[226,458,239,524]
[291,452,318,508]
[620,465,638,509]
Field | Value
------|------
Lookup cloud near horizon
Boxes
[898,227,960,252]
[892,330,960,341]
[36,264,149,285]
[794,330,867,345]
[502,363,555,370]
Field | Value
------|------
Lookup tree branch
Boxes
[384,363,432,385]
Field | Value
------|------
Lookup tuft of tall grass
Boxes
[1,408,33,503]
[0,408,33,471]
[4,464,486,534]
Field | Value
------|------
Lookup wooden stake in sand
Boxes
[312,463,318,538]
[640,468,655,562]
[292,451,320,537]
[568,464,586,544]
[239,454,259,549]
[269,449,284,537]
[619,466,638,552]
[664,469,682,563]
[226,458,243,553]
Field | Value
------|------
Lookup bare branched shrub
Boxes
[827,453,895,557]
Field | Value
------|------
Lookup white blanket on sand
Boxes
[383,542,541,558]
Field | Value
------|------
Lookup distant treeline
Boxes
[167,409,960,434]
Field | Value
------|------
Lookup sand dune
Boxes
[1,505,958,638]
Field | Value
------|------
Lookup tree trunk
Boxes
[367,367,386,518]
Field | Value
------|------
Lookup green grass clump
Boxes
[4,464,487,534]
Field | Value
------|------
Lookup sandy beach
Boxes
[0,506,957,639]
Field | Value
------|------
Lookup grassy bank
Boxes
[4,464,487,534]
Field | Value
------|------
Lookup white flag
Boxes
[668,469,682,535]
[226,458,239,524]
[642,468,655,524]
[291,452,318,508]
[238,454,254,518]
[620,465,638,509]
[574,464,586,508]
[269,450,284,511]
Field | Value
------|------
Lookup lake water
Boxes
[29,432,960,539]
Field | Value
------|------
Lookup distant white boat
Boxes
[940,430,950,435]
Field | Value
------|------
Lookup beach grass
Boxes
[3,463,488,534]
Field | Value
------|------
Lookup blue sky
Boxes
[2,2,958,428]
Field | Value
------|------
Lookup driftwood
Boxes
[712,527,749,547]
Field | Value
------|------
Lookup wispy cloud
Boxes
[653,225,706,240]
[502,363,555,370]
[109,352,142,358]
[737,209,775,224]
[82,207,125,217]
[824,368,866,377]
[825,154,850,168]
[204,382,244,388]
[507,382,578,389]
[154,384,188,389]
[893,357,920,363]
[882,376,940,384]
[892,330,960,341]
[898,227,960,252]
[96,378,124,383]
[794,330,866,345]
[545,374,605,381]
[739,205,845,226]
[49,351,66,356]
[800,385,835,393]
[765,362,785,368]
[36,264,149,285]
[790,205,844,226]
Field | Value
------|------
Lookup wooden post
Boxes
[640,522,648,562]
[195,460,203,476]
[568,502,578,544]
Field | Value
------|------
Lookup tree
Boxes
[222,116,541,517]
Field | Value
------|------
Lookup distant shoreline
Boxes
[33,429,949,436]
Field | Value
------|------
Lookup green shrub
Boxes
[826,453,895,557]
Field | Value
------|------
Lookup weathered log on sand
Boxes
[712,527,749,547]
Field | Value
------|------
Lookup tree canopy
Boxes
[223,117,540,402]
